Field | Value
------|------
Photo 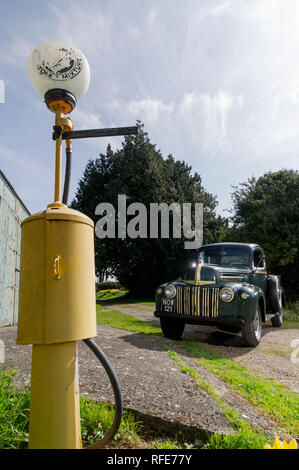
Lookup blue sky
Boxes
[0,0,298,216]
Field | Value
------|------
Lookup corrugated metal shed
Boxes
[0,170,30,326]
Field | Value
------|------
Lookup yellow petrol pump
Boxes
[17,41,138,449]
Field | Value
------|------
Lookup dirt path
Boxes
[0,325,233,440]
[112,303,299,394]
[0,301,297,443]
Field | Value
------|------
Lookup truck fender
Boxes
[242,285,266,323]
[252,286,266,322]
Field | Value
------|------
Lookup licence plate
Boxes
[161,298,175,312]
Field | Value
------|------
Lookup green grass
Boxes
[96,306,299,436]
[96,290,129,301]
[97,290,155,306]
[150,437,195,449]
[258,348,293,358]
[202,427,268,449]
[0,368,143,449]
[203,406,270,450]
[283,303,299,327]
[80,398,142,447]
[151,438,181,449]
[96,308,162,336]
[113,304,154,311]
[0,368,30,448]
[64,393,196,448]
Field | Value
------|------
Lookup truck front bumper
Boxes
[154,311,246,327]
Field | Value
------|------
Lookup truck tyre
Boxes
[160,318,185,340]
[241,304,262,347]
[268,276,282,313]
[271,311,283,327]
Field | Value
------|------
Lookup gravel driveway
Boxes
[115,303,299,393]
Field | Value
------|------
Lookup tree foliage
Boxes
[71,123,224,295]
[226,169,299,301]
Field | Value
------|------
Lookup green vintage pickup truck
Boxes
[154,243,285,347]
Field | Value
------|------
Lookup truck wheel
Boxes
[160,318,185,340]
[241,305,262,347]
[268,276,282,313]
[271,310,283,327]
[268,276,283,327]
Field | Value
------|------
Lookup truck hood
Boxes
[184,264,250,285]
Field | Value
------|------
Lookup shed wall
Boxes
[0,173,30,326]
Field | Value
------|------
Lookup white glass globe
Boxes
[28,40,90,101]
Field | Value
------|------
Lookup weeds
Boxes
[0,368,30,448]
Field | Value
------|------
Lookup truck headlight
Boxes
[219,287,234,302]
[164,284,176,299]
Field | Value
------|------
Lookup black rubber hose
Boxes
[83,338,123,449]
[61,147,123,448]
[62,147,72,205]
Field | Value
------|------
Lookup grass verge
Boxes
[283,303,299,328]
[0,368,30,448]
[96,305,299,437]
[0,368,144,449]
[96,290,129,301]
[96,308,161,336]
[0,369,197,449]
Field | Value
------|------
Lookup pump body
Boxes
[17,204,97,345]
[17,203,97,448]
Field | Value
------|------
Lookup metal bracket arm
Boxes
[60,125,139,140]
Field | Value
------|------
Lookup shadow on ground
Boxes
[119,332,163,352]
[118,327,259,360]
[100,300,275,358]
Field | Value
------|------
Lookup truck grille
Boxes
[176,286,219,318]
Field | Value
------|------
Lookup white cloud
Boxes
[2,0,299,215]
[0,37,35,68]
[128,24,141,38]
[113,98,174,124]
[71,109,103,130]
[178,91,243,155]
[49,3,110,54]
[111,90,243,157]
[0,145,48,176]
[196,1,232,20]
[148,8,158,26]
